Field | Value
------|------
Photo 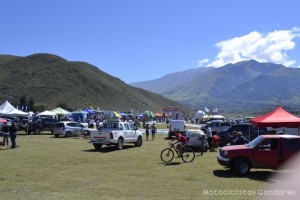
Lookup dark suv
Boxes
[25,117,58,134]
[218,123,267,147]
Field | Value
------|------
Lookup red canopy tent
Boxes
[250,106,300,128]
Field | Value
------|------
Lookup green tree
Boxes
[33,103,47,112]
[28,98,35,111]
[19,95,28,106]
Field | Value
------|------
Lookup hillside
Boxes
[0,53,192,114]
[131,60,300,115]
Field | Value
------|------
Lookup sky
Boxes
[1,0,299,83]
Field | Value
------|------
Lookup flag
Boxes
[204,107,209,113]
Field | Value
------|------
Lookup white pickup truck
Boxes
[89,119,143,150]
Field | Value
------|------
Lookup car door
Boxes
[252,138,279,168]
[66,122,77,136]
[123,123,133,142]
[74,122,85,136]
[281,138,300,164]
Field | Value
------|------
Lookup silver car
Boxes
[53,121,90,138]
[186,130,209,152]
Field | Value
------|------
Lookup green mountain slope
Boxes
[0,53,192,113]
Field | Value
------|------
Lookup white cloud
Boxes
[198,59,209,67]
[205,27,300,68]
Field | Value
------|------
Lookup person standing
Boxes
[145,124,149,141]
[205,124,213,149]
[9,123,18,148]
[150,123,157,140]
[2,122,10,146]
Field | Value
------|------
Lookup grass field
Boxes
[0,132,280,200]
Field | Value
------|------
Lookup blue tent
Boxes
[83,108,96,114]
[71,110,88,122]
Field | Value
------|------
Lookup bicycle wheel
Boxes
[181,148,195,163]
[160,148,174,163]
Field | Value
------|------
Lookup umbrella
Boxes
[143,111,155,118]
[0,118,7,123]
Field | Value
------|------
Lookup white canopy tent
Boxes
[37,110,58,119]
[0,100,28,116]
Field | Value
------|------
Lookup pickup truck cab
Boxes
[217,135,300,175]
[89,119,143,150]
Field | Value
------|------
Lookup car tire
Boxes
[34,128,40,135]
[65,131,72,138]
[54,134,59,138]
[135,136,143,147]
[233,158,251,176]
[93,144,102,150]
[116,138,124,150]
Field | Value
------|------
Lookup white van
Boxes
[168,120,186,138]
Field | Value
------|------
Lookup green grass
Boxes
[0,132,276,200]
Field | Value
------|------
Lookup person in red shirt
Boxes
[174,132,187,157]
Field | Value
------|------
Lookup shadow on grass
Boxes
[82,145,137,153]
[161,162,181,166]
[213,169,278,182]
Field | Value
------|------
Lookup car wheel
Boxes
[93,144,102,150]
[34,128,40,135]
[65,131,72,138]
[233,158,251,176]
[54,134,59,138]
[116,138,124,150]
[135,136,143,147]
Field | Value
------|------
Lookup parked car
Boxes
[217,135,300,175]
[24,117,58,134]
[185,130,209,152]
[53,121,92,138]
[218,123,267,147]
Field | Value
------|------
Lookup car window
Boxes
[190,132,198,137]
[258,139,278,150]
[129,124,135,130]
[284,139,300,151]
[75,123,83,128]
[123,124,130,130]
[67,123,76,127]
[103,123,119,129]
[55,123,64,128]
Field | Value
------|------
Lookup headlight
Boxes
[223,151,228,156]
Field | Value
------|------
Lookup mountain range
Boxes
[0,53,192,114]
[131,60,300,115]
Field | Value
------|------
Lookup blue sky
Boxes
[1,0,299,83]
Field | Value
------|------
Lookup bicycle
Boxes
[160,142,195,163]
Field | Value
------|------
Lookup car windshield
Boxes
[245,136,264,148]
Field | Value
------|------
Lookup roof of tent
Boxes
[71,110,88,114]
[250,106,300,128]
[0,100,28,116]
[38,110,58,117]
[83,108,96,114]
[51,107,71,115]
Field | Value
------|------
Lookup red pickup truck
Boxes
[217,135,300,175]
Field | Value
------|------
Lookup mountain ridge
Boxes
[0,53,192,114]
[131,60,300,114]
